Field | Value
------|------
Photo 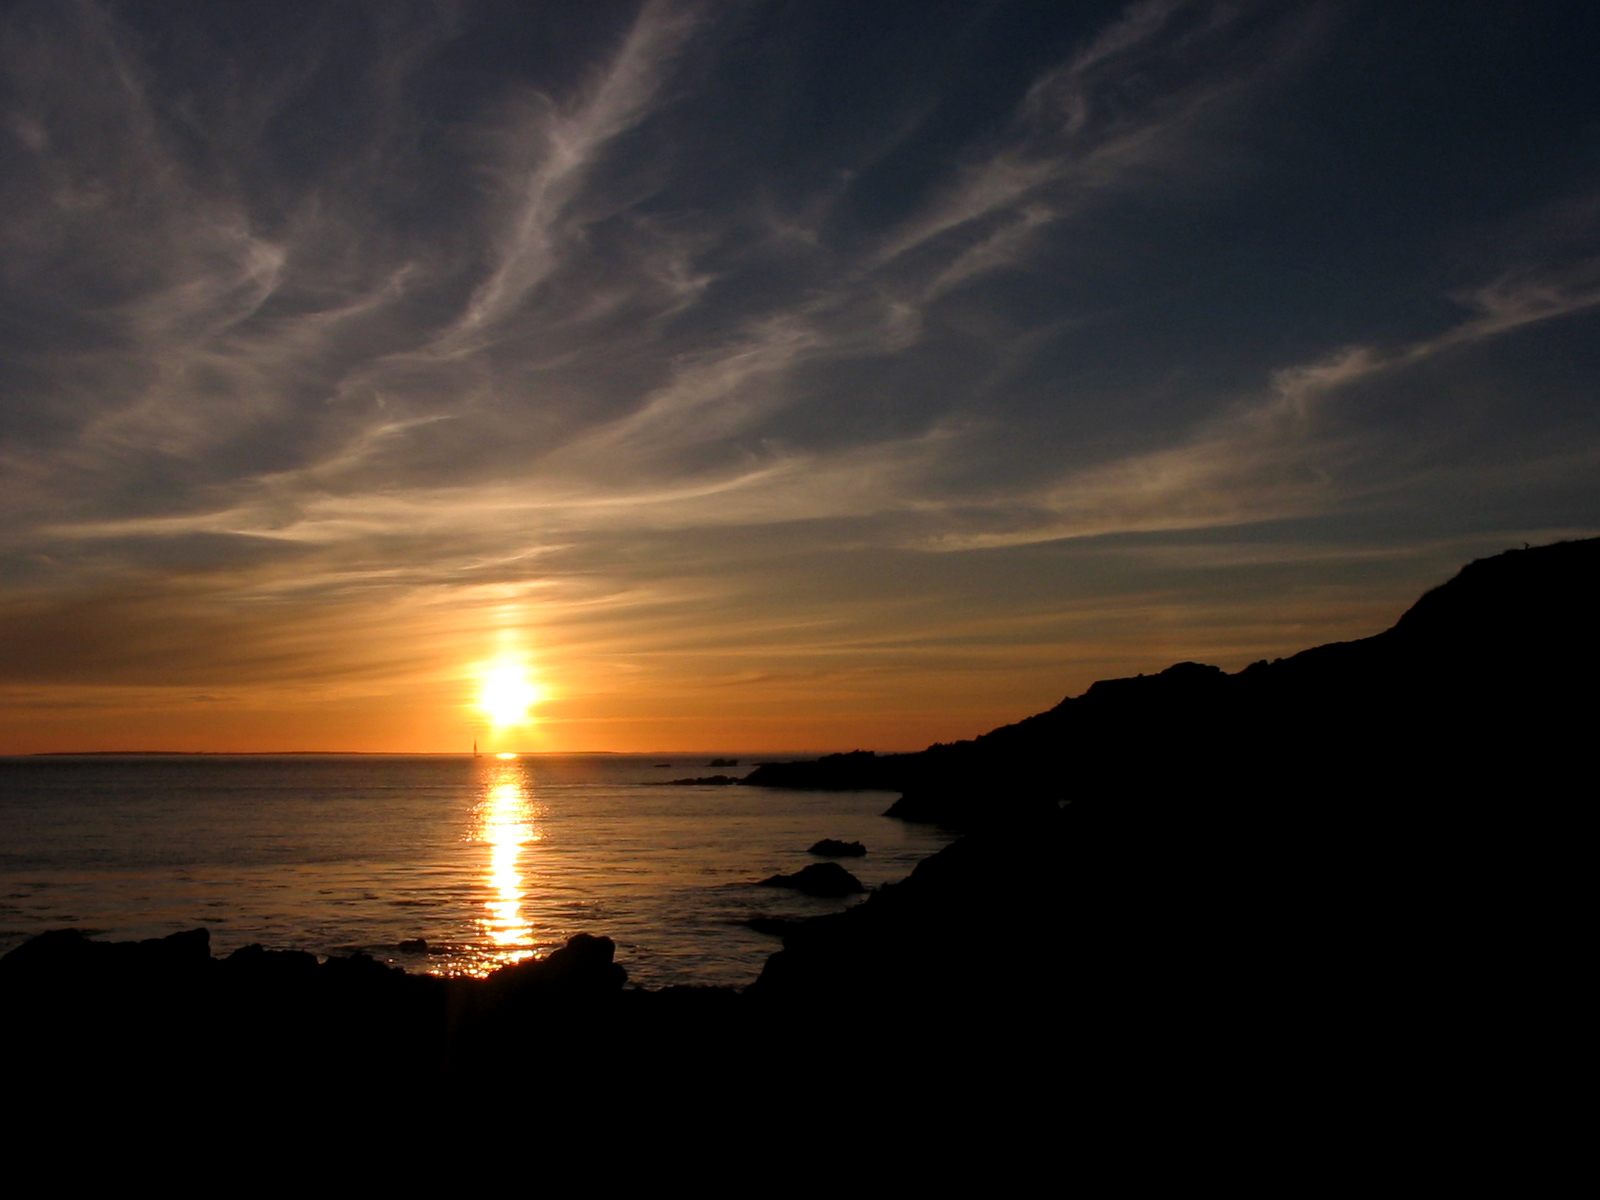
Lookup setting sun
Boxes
[479,665,543,727]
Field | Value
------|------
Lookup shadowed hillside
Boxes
[4,539,1592,1138]
[745,537,1599,824]
[740,539,1594,1144]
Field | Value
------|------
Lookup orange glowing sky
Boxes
[9,533,1594,755]
[2,3,1599,754]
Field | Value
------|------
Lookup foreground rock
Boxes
[0,926,645,1095]
[757,862,865,896]
[744,916,804,938]
[748,810,1065,1023]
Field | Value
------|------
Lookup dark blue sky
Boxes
[2,1,1597,751]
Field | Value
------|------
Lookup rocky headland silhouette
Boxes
[743,536,1597,824]
[5,538,1592,1129]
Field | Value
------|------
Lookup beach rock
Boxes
[0,926,214,983]
[399,938,428,954]
[148,927,213,965]
[485,932,628,997]
[321,951,400,982]
[0,927,104,986]
[882,792,966,824]
[223,943,319,979]
[807,839,866,857]
[745,917,804,938]
[757,862,865,897]
[743,750,910,792]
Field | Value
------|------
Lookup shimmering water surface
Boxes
[0,754,954,988]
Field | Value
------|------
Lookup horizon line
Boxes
[16,749,856,758]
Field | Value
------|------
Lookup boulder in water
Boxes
[757,862,865,897]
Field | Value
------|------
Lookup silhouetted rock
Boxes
[807,838,866,857]
[744,916,804,938]
[666,774,741,785]
[3,538,1593,1127]
[482,931,627,1001]
[738,540,1600,1134]
[399,938,428,954]
[750,539,1600,827]
[757,862,865,896]
[707,757,740,767]
[320,951,401,982]
[748,810,1064,1021]
[0,925,215,985]
[881,793,964,823]
[224,942,319,979]
[741,750,910,791]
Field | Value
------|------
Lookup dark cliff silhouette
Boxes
[4,538,1591,1140]
[744,537,1598,824]
[730,540,1594,1160]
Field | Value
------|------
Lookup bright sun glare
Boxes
[479,664,542,727]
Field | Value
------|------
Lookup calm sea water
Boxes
[0,754,953,989]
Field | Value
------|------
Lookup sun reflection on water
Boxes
[470,758,540,967]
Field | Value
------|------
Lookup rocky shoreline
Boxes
[4,539,1592,1130]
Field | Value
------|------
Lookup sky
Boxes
[2,0,1597,753]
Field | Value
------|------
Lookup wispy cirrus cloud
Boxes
[3,1,1599,748]
[1,0,1309,548]
[447,0,706,343]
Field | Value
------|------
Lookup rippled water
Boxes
[0,754,954,989]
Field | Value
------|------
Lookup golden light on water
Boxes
[471,758,540,964]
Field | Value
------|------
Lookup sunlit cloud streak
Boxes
[2,1,1599,749]
[447,0,706,343]
[926,257,1600,550]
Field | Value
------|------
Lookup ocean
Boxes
[0,753,953,989]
